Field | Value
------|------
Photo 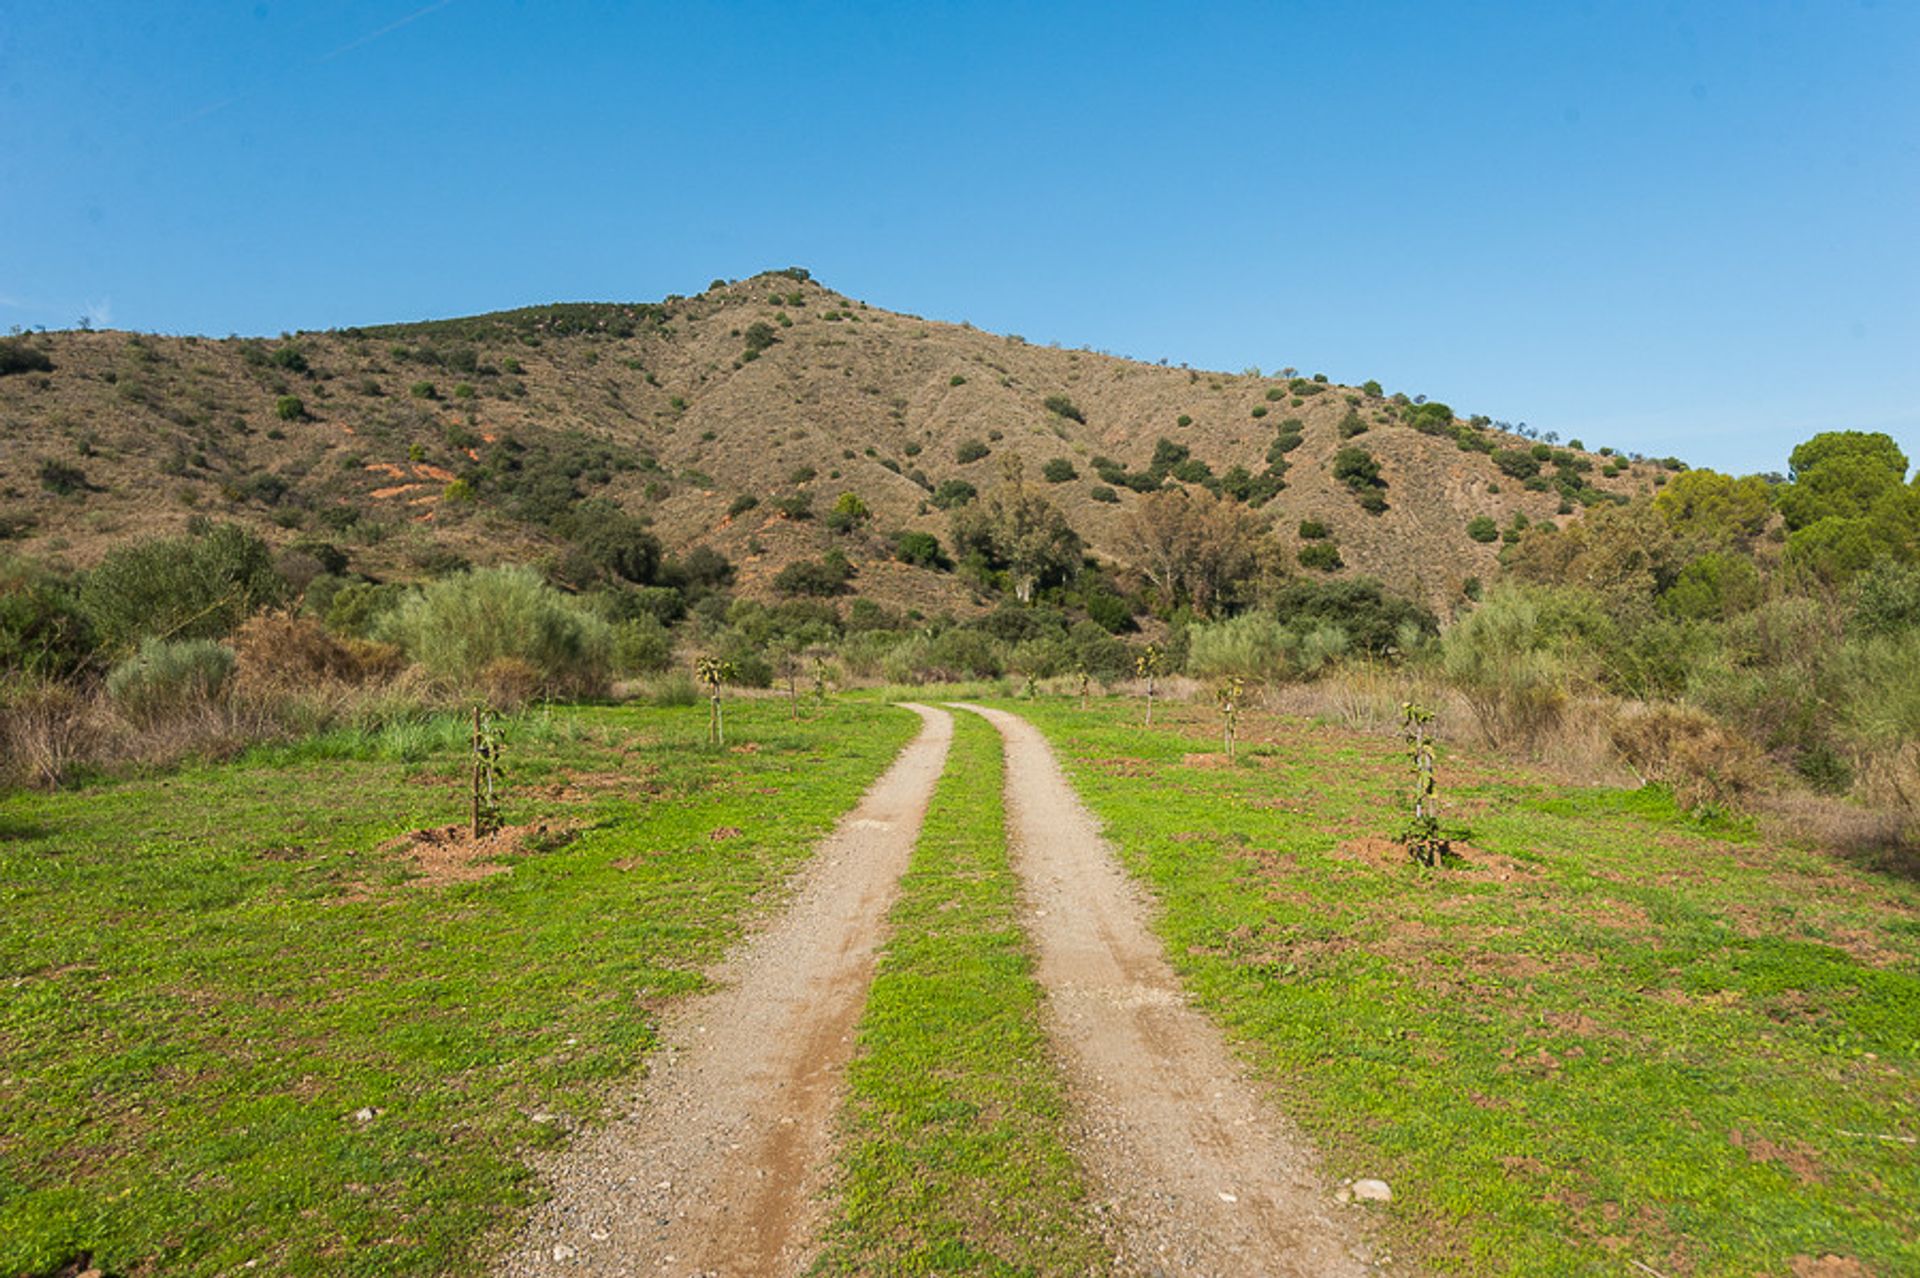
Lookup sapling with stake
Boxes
[1217,676,1245,760]
[696,656,737,748]
[469,704,507,838]
[1398,701,1449,867]
[1136,643,1166,726]
[1076,661,1091,710]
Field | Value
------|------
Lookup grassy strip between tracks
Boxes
[815,707,1110,1276]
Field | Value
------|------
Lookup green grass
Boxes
[815,709,1109,1276]
[0,700,919,1277]
[1004,696,1920,1277]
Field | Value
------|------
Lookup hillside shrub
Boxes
[772,555,855,597]
[1187,613,1291,681]
[1609,702,1773,811]
[377,566,612,697]
[931,479,978,510]
[0,340,54,376]
[1043,394,1085,423]
[36,459,88,496]
[728,494,759,518]
[1089,485,1119,504]
[1297,542,1343,572]
[893,531,950,569]
[274,395,306,422]
[1042,458,1078,483]
[1273,578,1436,657]
[106,638,236,728]
[955,439,990,464]
[1466,516,1500,543]
[1298,519,1330,540]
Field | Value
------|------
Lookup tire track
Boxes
[496,704,953,1278]
[954,703,1376,1278]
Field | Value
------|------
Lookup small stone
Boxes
[1217,1191,1238,1203]
[1352,1178,1392,1202]
[353,1107,375,1123]
[531,1111,556,1124]
[552,1243,576,1261]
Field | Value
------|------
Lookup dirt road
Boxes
[495,704,953,1278]
[955,703,1375,1278]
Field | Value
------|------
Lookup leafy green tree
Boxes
[949,483,1083,603]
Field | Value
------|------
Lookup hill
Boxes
[0,271,1670,615]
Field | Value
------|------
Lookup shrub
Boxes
[728,494,760,518]
[743,321,778,355]
[106,638,235,727]
[1176,414,1193,427]
[1338,410,1368,438]
[1250,405,1269,419]
[0,558,95,678]
[776,492,814,520]
[1043,394,1085,423]
[1089,485,1119,504]
[611,614,673,674]
[274,394,306,421]
[1273,577,1436,656]
[1466,516,1500,543]
[80,523,285,653]
[772,556,855,597]
[931,479,978,510]
[0,675,97,789]
[410,381,437,400]
[377,565,612,697]
[1298,519,1330,540]
[1187,613,1292,681]
[230,612,383,698]
[950,374,967,386]
[1609,703,1773,811]
[955,438,990,464]
[1362,379,1383,397]
[36,459,88,496]
[1440,586,1567,752]
[1041,458,1078,483]
[1297,542,1343,571]
[0,340,54,376]
[1493,449,1541,479]
[824,491,871,533]
[893,531,949,569]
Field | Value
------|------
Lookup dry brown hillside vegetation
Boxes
[1,269,1668,615]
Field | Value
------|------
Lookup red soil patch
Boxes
[1791,1256,1870,1277]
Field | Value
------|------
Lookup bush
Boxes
[893,531,949,569]
[611,614,673,674]
[825,491,871,533]
[1297,542,1343,571]
[955,439,991,464]
[230,612,388,698]
[1089,485,1119,504]
[743,321,779,355]
[1298,519,1330,540]
[80,523,285,654]
[1441,587,1567,752]
[1041,458,1078,483]
[0,558,94,678]
[273,395,306,422]
[107,638,235,727]
[772,556,855,597]
[1187,613,1292,681]
[1043,394,1085,423]
[1273,577,1436,656]
[0,340,54,376]
[377,566,612,697]
[1466,516,1500,543]
[1609,703,1773,811]
[728,494,760,518]
[776,491,815,520]
[931,479,978,510]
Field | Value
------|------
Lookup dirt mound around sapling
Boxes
[382,821,578,887]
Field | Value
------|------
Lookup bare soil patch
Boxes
[380,822,579,888]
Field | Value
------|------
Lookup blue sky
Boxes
[3,1,1915,475]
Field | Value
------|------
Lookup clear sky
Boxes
[3,1,1915,476]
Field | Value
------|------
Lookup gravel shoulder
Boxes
[494,703,953,1278]
[954,702,1378,1278]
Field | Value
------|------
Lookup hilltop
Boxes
[0,271,1669,615]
